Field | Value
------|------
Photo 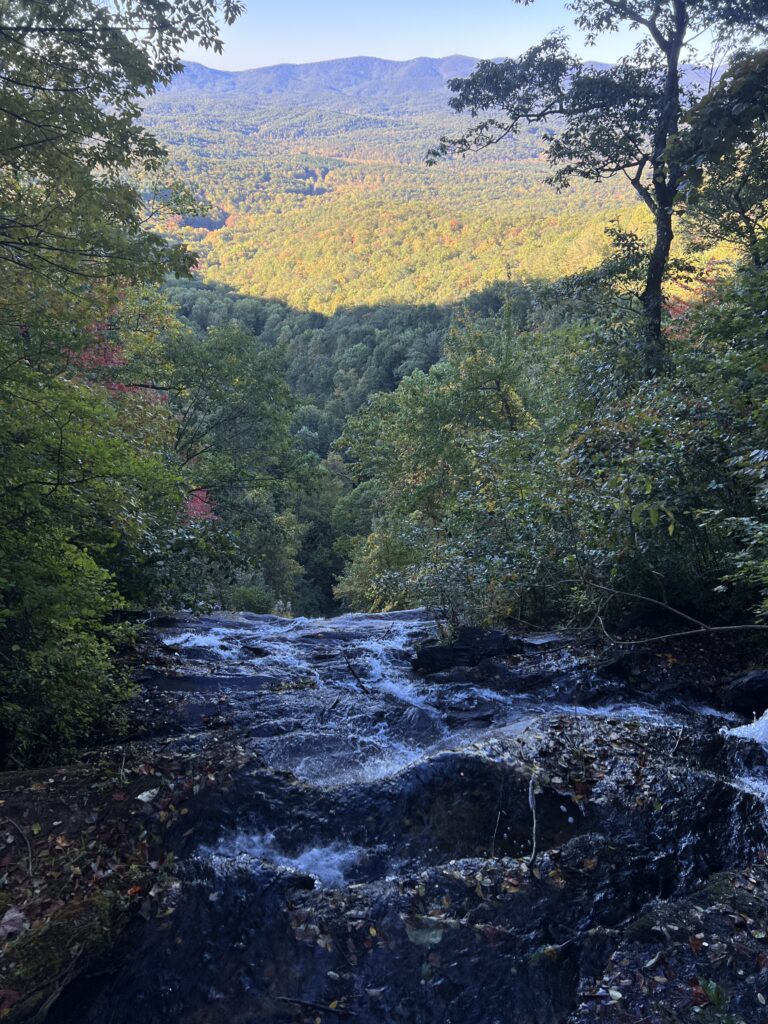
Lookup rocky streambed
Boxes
[4,611,768,1023]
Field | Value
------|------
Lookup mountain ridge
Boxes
[141,52,664,315]
[167,53,709,107]
[164,55,484,110]
[171,54,481,85]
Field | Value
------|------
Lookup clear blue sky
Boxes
[181,0,637,70]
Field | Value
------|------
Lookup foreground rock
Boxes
[2,612,768,1023]
[723,669,768,718]
[571,863,768,1022]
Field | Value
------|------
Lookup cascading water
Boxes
[156,609,448,788]
[47,611,768,1024]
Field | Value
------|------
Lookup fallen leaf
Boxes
[0,908,28,941]
[402,915,447,946]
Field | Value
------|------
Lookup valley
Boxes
[144,55,640,312]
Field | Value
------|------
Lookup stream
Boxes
[48,611,768,1023]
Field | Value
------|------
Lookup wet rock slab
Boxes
[570,863,768,1022]
[412,627,523,674]
[8,612,768,1024]
[723,668,768,718]
[46,713,768,1024]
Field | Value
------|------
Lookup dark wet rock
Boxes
[146,672,277,691]
[443,698,498,727]
[595,648,654,681]
[303,629,371,644]
[46,760,768,1024]
[400,704,438,735]
[344,748,562,861]
[242,644,271,657]
[413,628,522,674]
[427,658,559,693]
[164,644,222,663]
[430,656,674,708]
[722,668,768,717]
[19,611,768,1024]
[146,613,185,628]
[247,718,304,737]
[569,863,768,1022]
[521,633,573,651]
[239,613,293,626]
[283,873,317,890]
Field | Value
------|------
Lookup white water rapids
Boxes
[145,609,768,889]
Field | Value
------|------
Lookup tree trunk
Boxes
[639,199,673,376]
[636,0,687,378]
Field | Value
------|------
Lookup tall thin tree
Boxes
[429,1,768,376]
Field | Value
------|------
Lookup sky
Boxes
[181,0,638,70]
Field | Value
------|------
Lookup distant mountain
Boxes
[161,54,713,122]
[142,54,706,314]
[161,55,483,115]
[167,55,479,95]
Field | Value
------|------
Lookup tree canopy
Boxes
[429,0,768,374]
[0,0,242,322]
[0,1,321,767]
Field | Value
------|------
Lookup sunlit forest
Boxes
[144,56,642,311]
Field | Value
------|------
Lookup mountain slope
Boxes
[162,55,482,112]
[145,55,644,312]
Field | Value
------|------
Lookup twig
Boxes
[2,816,34,878]
[527,776,538,868]
[490,781,504,857]
[586,582,708,630]
[23,955,82,1008]
[545,578,768,644]
[342,653,372,694]
[276,996,357,1017]
[320,693,343,723]
[671,727,684,755]
[597,616,768,647]
[27,949,84,1024]
[490,809,502,858]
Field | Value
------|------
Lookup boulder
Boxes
[722,669,768,717]
[429,659,560,693]
[412,627,521,674]
[595,649,654,682]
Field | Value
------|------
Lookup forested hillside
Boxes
[144,56,641,311]
[145,46,768,640]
